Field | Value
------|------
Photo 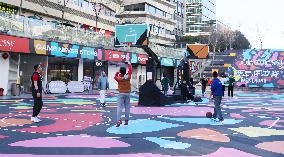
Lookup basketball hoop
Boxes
[127,42,132,48]
[121,42,132,48]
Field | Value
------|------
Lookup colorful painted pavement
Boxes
[0,90,284,157]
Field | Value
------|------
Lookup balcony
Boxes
[0,12,184,59]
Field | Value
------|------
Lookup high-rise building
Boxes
[116,0,178,45]
[173,0,186,41]
[185,0,216,36]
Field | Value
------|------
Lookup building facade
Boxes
[116,0,178,45]
[173,0,186,41]
[185,0,216,36]
[0,0,184,95]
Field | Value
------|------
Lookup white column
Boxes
[78,59,83,82]
[0,53,10,95]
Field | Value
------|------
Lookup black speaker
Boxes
[183,61,190,83]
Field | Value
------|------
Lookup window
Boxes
[148,5,156,14]
[81,0,90,8]
[124,3,145,11]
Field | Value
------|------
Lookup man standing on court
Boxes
[31,64,43,123]
[200,75,208,97]
[161,73,171,95]
[228,74,235,97]
[210,71,224,122]
[114,62,132,127]
[98,71,109,107]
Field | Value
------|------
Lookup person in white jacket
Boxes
[98,71,109,107]
[219,73,227,97]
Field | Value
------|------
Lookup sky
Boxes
[216,0,284,49]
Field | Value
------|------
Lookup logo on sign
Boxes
[0,39,15,50]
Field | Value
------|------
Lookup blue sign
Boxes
[131,53,138,64]
[115,24,149,47]
[80,46,97,59]
[50,42,78,58]
[161,58,174,67]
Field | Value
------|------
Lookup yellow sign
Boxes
[224,64,231,67]
[229,53,236,56]
[212,69,219,73]
[0,2,18,14]
[34,40,47,55]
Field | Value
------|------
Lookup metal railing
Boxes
[0,12,184,59]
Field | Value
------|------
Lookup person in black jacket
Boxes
[200,75,208,97]
[180,80,194,101]
[31,64,43,123]
[161,73,171,95]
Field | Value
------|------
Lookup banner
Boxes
[31,39,103,60]
[104,50,128,62]
[229,49,284,88]
[0,35,30,53]
[0,34,151,65]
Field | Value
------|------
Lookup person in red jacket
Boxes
[114,62,132,127]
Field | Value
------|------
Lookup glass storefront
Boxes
[19,54,47,92]
[47,57,79,83]
[83,59,107,88]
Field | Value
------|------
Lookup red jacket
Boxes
[114,64,132,93]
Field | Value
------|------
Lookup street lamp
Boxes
[91,1,102,33]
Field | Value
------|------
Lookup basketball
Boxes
[206,112,213,118]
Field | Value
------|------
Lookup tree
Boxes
[180,35,208,44]
[232,31,251,50]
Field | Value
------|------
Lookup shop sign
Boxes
[161,57,174,66]
[0,35,30,53]
[95,61,103,66]
[138,54,148,65]
[32,39,103,60]
[104,50,130,62]
[0,2,18,15]
[131,53,138,64]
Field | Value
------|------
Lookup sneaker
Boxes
[31,117,40,123]
[116,120,122,127]
[35,117,42,122]
[125,120,129,125]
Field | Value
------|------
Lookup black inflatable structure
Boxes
[137,46,200,106]
[138,80,174,106]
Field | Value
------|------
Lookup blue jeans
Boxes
[117,93,131,121]
[213,96,223,121]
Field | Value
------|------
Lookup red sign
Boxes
[0,35,30,53]
[105,50,126,62]
[138,54,148,64]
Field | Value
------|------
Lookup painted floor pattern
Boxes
[0,90,284,157]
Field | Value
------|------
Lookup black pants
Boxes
[222,85,225,97]
[201,85,206,95]
[228,86,234,97]
[32,93,43,117]
[163,89,167,95]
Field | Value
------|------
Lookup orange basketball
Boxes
[206,112,213,118]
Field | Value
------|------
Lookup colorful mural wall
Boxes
[226,49,284,88]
